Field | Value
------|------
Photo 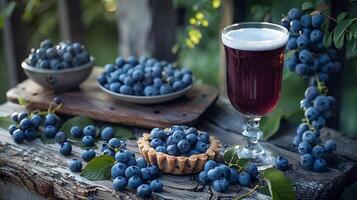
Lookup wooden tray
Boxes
[6,67,218,128]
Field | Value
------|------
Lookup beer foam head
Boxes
[222,27,288,51]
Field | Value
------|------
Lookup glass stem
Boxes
[242,117,263,155]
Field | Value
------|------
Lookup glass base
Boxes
[236,144,275,171]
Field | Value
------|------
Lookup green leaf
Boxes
[346,31,353,41]
[323,31,332,48]
[80,155,115,181]
[301,2,314,11]
[258,185,271,196]
[262,168,295,200]
[104,124,136,140]
[337,12,348,22]
[352,38,357,52]
[18,97,29,106]
[223,146,250,170]
[0,115,13,130]
[60,116,94,138]
[260,110,283,140]
[333,19,354,48]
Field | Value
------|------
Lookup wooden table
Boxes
[0,98,356,200]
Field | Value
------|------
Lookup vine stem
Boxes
[235,184,260,200]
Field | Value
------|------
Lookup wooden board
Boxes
[6,67,218,129]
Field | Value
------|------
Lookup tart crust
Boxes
[137,130,221,175]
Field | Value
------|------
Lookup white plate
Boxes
[98,82,193,104]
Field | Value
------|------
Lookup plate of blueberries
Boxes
[97,56,194,104]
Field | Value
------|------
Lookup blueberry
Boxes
[10,112,18,122]
[125,166,141,178]
[300,153,314,169]
[300,14,311,27]
[104,64,115,74]
[300,99,312,110]
[295,63,309,76]
[280,17,290,29]
[229,168,240,184]
[141,168,151,181]
[182,74,192,85]
[55,131,67,143]
[78,51,90,63]
[127,156,137,166]
[204,160,217,171]
[151,138,164,149]
[207,168,222,181]
[102,148,115,157]
[288,8,302,20]
[111,162,127,178]
[305,86,319,100]
[195,141,208,153]
[311,145,325,159]
[113,176,127,191]
[144,86,156,96]
[275,156,289,171]
[147,165,159,178]
[150,128,166,140]
[83,125,96,138]
[45,47,57,58]
[245,163,258,178]
[313,95,330,112]
[115,57,125,67]
[150,179,163,192]
[302,130,317,144]
[155,146,167,153]
[45,113,58,126]
[185,133,198,145]
[305,107,318,121]
[313,158,327,172]
[127,175,143,189]
[198,171,210,184]
[238,172,251,187]
[100,127,114,141]
[286,37,297,50]
[167,144,179,155]
[137,184,152,198]
[299,49,313,63]
[188,149,200,156]
[8,124,17,135]
[197,132,209,143]
[301,28,312,37]
[311,13,324,28]
[293,135,302,146]
[133,82,144,94]
[290,20,302,33]
[212,178,230,193]
[59,142,72,156]
[20,118,33,130]
[176,140,190,154]
[40,39,53,49]
[218,165,231,179]
[13,129,25,143]
[159,84,173,95]
[296,35,309,49]
[82,135,94,147]
[109,138,124,149]
[127,56,138,65]
[115,150,131,162]
[136,158,147,169]
[312,117,326,130]
[52,97,62,105]
[284,57,298,71]
[45,125,57,138]
[298,141,312,155]
[109,82,121,93]
[119,85,133,95]
[68,159,82,172]
[24,128,37,141]
[70,126,82,138]
[324,139,336,153]
[30,115,42,128]
[310,29,323,43]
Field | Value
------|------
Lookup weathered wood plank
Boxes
[6,68,218,129]
[0,102,270,200]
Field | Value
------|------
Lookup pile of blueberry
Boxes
[26,39,91,70]
[8,112,42,143]
[281,8,339,173]
[97,56,193,96]
[149,125,210,156]
[198,160,258,193]
[98,138,164,198]
[282,8,341,80]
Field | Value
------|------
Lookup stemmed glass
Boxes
[221,22,289,170]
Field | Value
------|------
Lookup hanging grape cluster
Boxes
[281,8,340,173]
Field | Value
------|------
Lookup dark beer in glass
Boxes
[221,22,288,169]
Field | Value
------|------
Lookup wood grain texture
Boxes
[0,102,270,200]
[6,68,218,129]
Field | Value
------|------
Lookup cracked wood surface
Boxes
[0,98,356,200]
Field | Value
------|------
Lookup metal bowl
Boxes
[98,81,194,104]
[22,57,95,92]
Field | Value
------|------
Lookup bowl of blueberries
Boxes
[22,39,95,92]
[97,56,194,104]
